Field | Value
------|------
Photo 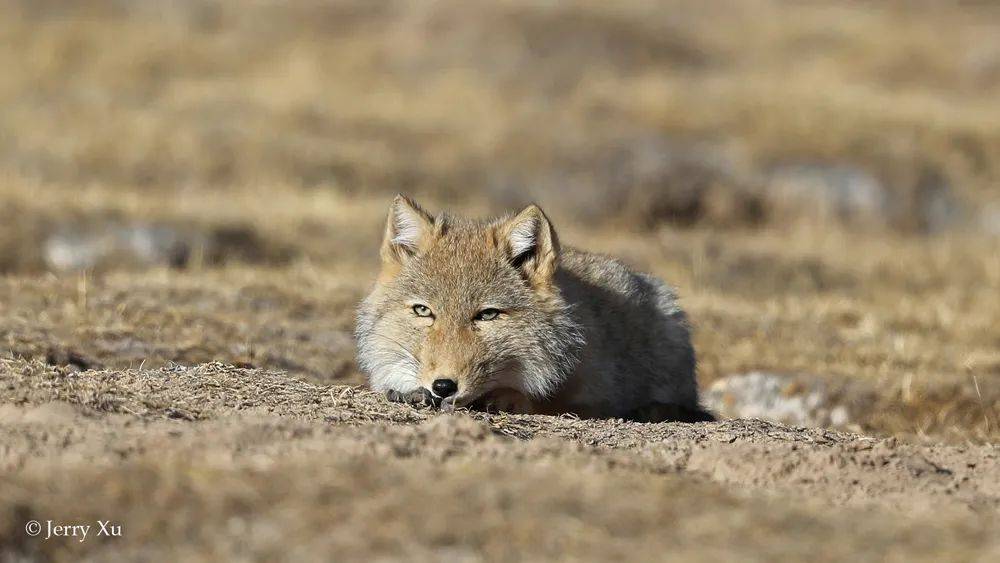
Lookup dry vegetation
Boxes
[1,0,999,560]
[2,360,999,561]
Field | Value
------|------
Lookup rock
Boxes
[703,371,853,429]
[43,221,289,272]
[764,162,889,224]
[44,223,196,271]
[911,166,959,234]
[765,160,964,234]
[491,134,763,229]
[978,202,1000,237]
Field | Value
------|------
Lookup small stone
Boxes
[703,371,853,429]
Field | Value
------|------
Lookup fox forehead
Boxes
[388,223,534,310]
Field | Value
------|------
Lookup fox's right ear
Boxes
[380,195,436,265]
[501,204,560,289]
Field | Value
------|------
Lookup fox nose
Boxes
[431,378,458,398]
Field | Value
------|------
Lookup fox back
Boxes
[355,196,709,421]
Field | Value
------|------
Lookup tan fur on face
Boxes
[358,196,581,404]
[356,196,708,420]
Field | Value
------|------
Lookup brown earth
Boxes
[1,0,998,442]
[1,359,998,561]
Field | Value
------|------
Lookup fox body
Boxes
[355,196,710,421]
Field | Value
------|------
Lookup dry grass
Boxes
[1,3,1000,555]
[3,1,1000,209]
[0,0,996,482]
[2,185,997,441]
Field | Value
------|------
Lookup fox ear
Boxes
[502,204,560,286]
[381,195,435,264]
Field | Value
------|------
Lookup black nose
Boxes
[431,378,458,398]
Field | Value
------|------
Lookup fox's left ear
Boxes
[502,204,560,287]
[380,195,437,266]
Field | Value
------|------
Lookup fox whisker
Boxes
[368,332,420,365]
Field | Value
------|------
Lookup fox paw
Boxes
[475,389,534,415]
[385,388,436,408]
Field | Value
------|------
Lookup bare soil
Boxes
[1,359,998,561]
[0,0,998,441]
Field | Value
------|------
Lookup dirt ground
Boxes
[2,1,1000,560]
[1,359,998,561]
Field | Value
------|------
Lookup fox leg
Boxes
[385,388,436,407]
[475,388,534,415]
[627,402,716,423]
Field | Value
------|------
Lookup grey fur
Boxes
[355,196,710,422]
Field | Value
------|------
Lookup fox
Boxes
[355,195,713,422]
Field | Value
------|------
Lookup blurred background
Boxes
[0,0,997,441]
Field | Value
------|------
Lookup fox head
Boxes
[356,195,584,407]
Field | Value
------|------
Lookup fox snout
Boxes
[419,376,474,411]
[416,322,488,401]
[430,378,458,398]
[422,367,478,403]
[421,355,496,407]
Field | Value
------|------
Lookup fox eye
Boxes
[412,304,433,318]
[474,308,501,321]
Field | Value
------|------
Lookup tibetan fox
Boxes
[355,195,712,422]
